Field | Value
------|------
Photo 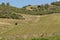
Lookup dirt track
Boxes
[0,22,11,25]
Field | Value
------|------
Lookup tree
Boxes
[6,2,10,6]
[51,1,60,6]
[1,2,5,6]
[37,5,41,8]
[44,4,49,9]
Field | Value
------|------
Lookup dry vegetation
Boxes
[0,13,60,40]
[0,1,60,40]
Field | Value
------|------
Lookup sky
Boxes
[0,0,59,8]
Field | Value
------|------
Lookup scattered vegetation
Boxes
[0,1,60,18]
[32,36,60,40]
[0,1,60,40]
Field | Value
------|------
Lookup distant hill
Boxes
[0,2,24,19]
[22,1,60,15]
[0,1,60,19]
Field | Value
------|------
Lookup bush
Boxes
[10,13,19,19]
[10,12,20,19]
[32,38,49,40]
[40,38,49,40]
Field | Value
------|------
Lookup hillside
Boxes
[40,13,60,33]
[0,3,24,19]
[0,1,60,40]
[1,1,60,18]
[0,13,59,40]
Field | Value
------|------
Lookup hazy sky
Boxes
[0,0,58,8]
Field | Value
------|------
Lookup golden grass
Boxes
[0,14,60,40]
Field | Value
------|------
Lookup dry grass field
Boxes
[0,14,60,40]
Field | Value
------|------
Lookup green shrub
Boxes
[40,38,49,40]
[10,13,19,19]
[32,38,49,40]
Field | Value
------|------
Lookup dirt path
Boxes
[0,22,11,25]
[34,16,40,22]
